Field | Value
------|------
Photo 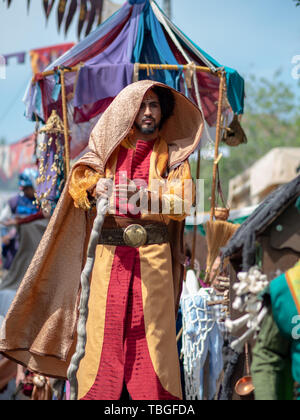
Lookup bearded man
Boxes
[0,80,203,400]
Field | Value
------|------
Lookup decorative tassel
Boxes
[35,110,66,215]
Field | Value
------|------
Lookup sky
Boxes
[0,0,299,144]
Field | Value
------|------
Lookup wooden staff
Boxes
[60,69,71,178]
[67,197,109,400]
[210,71,226,222]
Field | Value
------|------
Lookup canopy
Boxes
[23,0,245,161]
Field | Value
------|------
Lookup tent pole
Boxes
[138,63,215,75]
[191,148,201,270]
[32,63,218,84]
[210,71,226,222]
[31,66,79,83]
[60,69,71,178]
[163,0,172,19]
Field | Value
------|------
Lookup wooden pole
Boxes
[138,63,216,75]
[32,63,216,83]
[31,66,80,83]
[32,63,219,84]
[60,69,71,178]
[210,71,226,222]
[191,148,201,269]
[163,0,172,19]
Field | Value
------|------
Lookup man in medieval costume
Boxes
[0,80,203,400]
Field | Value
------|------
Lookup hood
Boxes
[78,79,204,172]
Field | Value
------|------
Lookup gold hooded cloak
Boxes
[0,80,203,388]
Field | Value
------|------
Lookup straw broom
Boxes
[204,220,239,283]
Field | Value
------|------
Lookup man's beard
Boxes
[134,120,158,135]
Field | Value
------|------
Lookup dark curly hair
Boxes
[151,86,175,129]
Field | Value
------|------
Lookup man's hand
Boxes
[114,182,138,200]
[15,365,26,388]
[95,178,114,200]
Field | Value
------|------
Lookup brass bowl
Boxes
[235,376,255,397]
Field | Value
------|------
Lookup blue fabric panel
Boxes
[175,29,245,114]
[133,2,179,89]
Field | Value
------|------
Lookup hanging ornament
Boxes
[221,114,247,147]
[35,110,66,216]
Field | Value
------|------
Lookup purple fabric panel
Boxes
[8,195,19,214]
[74,3,144,107]
[35,134,62,203]
[23,81,40,121]
[4,52,26,64]
[74,64,134,107]
[46,3,132,70]
[24,3,132,120]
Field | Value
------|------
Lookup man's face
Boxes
[23,186,35,200]
[134,90,162,135]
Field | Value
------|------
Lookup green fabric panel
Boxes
[270,273,299,339]
[292,341,300,385]
[228,216,248,225]
[198,225,206,236]
[251,307,294,400]
[269,272,300,385]
[184,215,249,236]
[296,196,300,214]
[184,224,206,235]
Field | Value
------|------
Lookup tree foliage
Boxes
[4,0,105,38]
[190,72,300,211]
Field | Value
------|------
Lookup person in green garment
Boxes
[251,222,300,400]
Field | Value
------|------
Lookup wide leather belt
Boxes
[99,223,169,248]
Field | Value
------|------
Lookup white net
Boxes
[181,288,224,400]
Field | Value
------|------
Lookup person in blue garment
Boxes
[0,168,41,271]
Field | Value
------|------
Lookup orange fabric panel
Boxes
[139,243,182,399]
[77,245,116,400]
[69,166,102,211]
[148,139,195,222]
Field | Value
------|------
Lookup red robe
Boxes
[80,139,180,400]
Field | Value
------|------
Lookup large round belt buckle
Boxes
[123,224,147,248]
